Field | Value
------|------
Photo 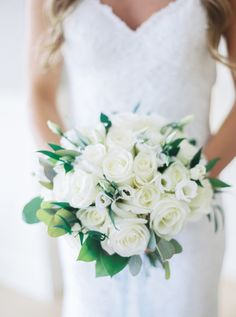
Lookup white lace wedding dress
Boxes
[59,0,225,316]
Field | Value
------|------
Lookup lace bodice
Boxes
[62,0,216,145]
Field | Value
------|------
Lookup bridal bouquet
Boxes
[23,111,229,278]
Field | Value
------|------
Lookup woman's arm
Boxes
[204,0,236,177]
[28,0,64,147]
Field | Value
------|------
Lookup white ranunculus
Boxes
[77,206,108,232]
[81,144,106,175]
[106,126,135,151]
[175,180,198,202]
[190,164,206,181]
[52,171,72,202]
[95,192,112,211]
[111,200,138,218]
[189,179,213,221]
[150,196,190,239]
[118,185,135,201]
[155,173,173,193]
[60,129,80,150]
[103,149,133,184]
[164,162,189,190]
[82,123,106,144]
[106,219,150,257]
[177,140,198,165]
[133,184,161,213]
[133,151,157,186]
[68,170,98,208]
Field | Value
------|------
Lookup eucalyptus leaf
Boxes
[147,230,156,251]
[48,209,77,238]
[39,181,53,190]
[128,255,142,276]
[55,149,80,157]
[22,196,43,224]
[36,208,57,225]
[156,238,182,261]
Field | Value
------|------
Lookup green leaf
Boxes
[206,158,220,173]
[100,113,112,132]
[96,254,109,277]
[51,202,78,212]
[88,231,107,241]
[48,143,64,151]
[100,252,129,277]
[190,148,202,168]
[128,255,142,276]
[132,102,141,113]
[39,181,53,190]
[64,162,73,173]
[189,138,197,146]
[78,237,101,262]
[209,178,231,189]
[22,196,43,224]
[38,150,62,161]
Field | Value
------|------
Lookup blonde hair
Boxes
[44,0,234,68]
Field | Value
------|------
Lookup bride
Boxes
[28,0,236,316]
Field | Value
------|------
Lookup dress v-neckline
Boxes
[93,0,187,34]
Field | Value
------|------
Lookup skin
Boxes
[28,0,236,177]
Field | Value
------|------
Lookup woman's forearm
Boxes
[29,92,64,148]
[204,101,236,177]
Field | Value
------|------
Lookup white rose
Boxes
[52,171,72,202]
[177,140,198,165]
[164,162,189,190]
[189,179,213,221]
[150,196,190,239]
[106,219,150,257]
[133,151,157,186]
[81,144,106,175]
[175,180,198,202]
[190,164,206,181]
[103,149,133,184]
[68,170,98,208]
[77,206,108,232]
[132,184,161,213]
[106,126,135,151]
[155,173,173,193]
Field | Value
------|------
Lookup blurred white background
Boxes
[0,1,235,316]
